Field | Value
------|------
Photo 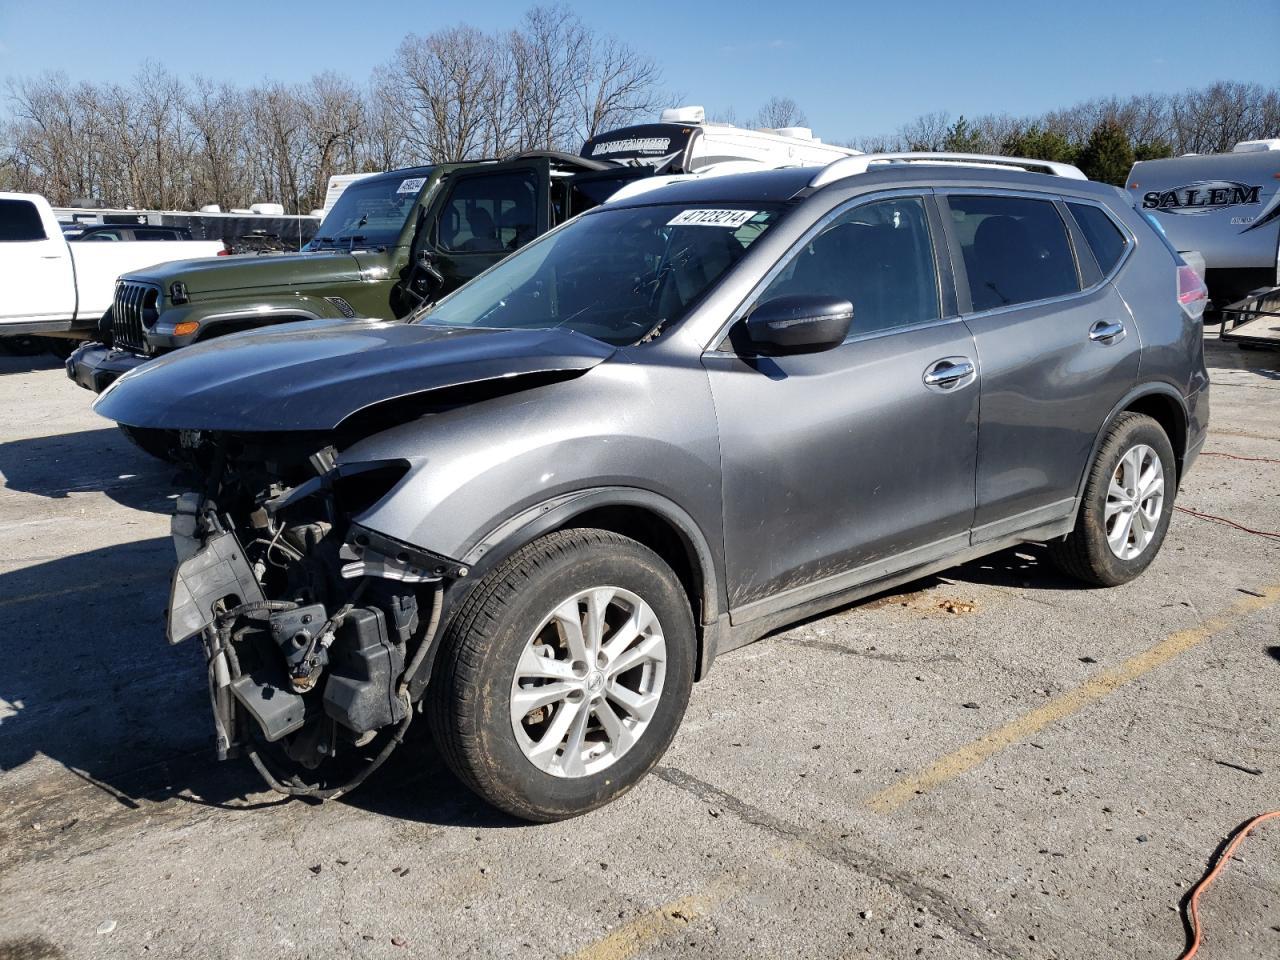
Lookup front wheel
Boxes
[429,529,695,822]
[1048,412,1176,586]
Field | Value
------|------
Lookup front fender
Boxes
[150,294,340,348]
[342,355,727,611]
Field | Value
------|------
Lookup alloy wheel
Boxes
[1105,443,1165,560]
[509,587,667,778]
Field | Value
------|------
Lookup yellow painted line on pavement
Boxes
[561,874,739,960]
[868,582,1280,814]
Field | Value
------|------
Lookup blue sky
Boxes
[1,0,1276,140]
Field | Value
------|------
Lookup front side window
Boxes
[948,195,1079,311]
[0,199,47,242]
[437,172,538,254]
[1068,202,1128,275]
[417,203,782,346]
[759,196,940,335]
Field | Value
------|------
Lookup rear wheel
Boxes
[1048,412,1176,586]
[429,529,695,822]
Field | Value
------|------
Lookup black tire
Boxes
[1048,412,1176,587]
[117,424,182,464]
[429,529,695,822]
[46,338,78,361]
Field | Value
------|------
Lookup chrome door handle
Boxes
[923,358,975,387]
[1089,319,1126,343]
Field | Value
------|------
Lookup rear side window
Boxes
[760,196,940,336]
[1068,202,1128,274]
[948,195,1079,311]
[0,199,47,242]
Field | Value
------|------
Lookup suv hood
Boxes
[122,249,364,295]
[94,319,616,432]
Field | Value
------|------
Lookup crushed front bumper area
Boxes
[169,478,444,799]
[67,341,147,393]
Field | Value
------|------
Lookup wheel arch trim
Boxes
[1073,382,1190,509]
[455,486,725,680]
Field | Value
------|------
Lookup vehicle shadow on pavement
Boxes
[944,544,1087,591]
[0,537,243,804]
[0,351,64,375]
[0,536,522,827]
[0,426,182,513]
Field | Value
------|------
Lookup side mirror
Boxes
[743,295,854,356]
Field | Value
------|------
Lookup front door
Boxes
[0,195,75,324]
[706,194,980,620]
[424,161,551,297]
[940,192,1141,541]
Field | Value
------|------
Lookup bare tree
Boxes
[574,31,663,143]
[393,26,504,162]
[754,96,806,129]
[897,111,951,151]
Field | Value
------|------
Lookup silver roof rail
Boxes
[809,152,1087,188]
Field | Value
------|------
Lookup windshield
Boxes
[308,172,430,249]
[415,203,781,346]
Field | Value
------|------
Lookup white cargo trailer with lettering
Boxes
[1126,140,1280,309]
[580,106,861,173]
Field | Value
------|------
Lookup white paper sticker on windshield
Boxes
[396,177,427,194]
[667,208,758,228]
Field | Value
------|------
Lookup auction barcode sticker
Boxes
[397,177,427,194]
[667,209,758,228]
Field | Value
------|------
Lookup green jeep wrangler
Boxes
[68,151,642,397]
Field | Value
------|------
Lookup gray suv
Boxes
[96,154,1210,821]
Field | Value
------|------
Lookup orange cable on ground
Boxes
[1174,505,1280,541]
[1198,451,1280,465]
[1176,810,1280,960]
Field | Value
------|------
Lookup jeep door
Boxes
[939,192,1141,543]
[704,193,980,618]
[422,160,551,296]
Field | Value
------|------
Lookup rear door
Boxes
[0,194,76,324]
[706,192,980,618]
[424,160,551,295]
[941,191,1140,542]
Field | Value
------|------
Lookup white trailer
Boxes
[1126,140,1280,308]
[580,105,860,173]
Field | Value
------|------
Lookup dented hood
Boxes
[94,319,616,432]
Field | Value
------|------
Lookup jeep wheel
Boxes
[1048,412,1176,586]
[429,529,695,822]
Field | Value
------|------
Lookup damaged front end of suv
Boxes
[95,319,617,799]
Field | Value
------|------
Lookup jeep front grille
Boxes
[112,281,161,352]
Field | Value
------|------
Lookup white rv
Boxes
[580,106,860,173]
[1126,140,1280,307]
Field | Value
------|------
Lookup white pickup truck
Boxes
[0,191,226,353]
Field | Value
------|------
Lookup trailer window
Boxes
[0,199,47,242]
[1068,202,1128,274]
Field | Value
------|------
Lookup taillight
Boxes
[1177,264,1208,321]
[217,243,231,256]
